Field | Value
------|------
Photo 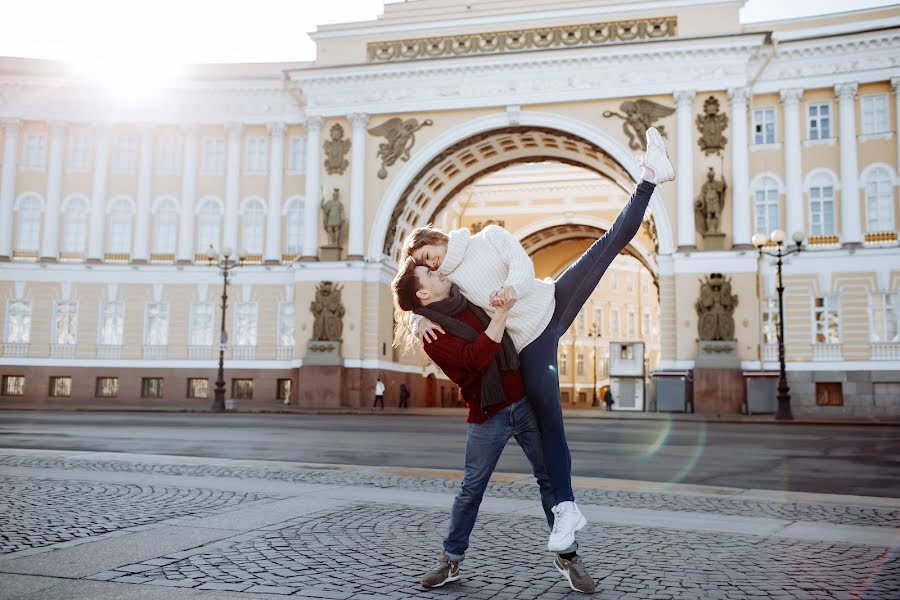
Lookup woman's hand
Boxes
[415,316,446,343]
[490,285,517,309]
[493,292,517,314]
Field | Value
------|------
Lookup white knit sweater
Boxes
[439,225,555,352]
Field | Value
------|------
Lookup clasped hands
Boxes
[417,285,517,343]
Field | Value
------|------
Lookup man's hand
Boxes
[490,285,517,309]
[492,292,517,314]
[415,317,446,343]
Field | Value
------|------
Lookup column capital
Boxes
[779,88,803,106]
[305,116,323,135]
[727,87,749,106]
[834,82,858,100]
[267,122,287,137]
[348,113,369,128]
[891,77,900,93]
[673,90,695,107]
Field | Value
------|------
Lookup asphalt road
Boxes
[1,411,898,497]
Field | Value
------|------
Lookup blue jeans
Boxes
[520,180,656,504]
[443,399,575,561]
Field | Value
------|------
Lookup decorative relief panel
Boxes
[367,17,677,62]
[323,123,350,175]
[603,99,675,151]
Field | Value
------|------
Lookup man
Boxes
[603,388,614,412]
[391,258,595,594]
[399,383,410,408]
[373,377,385,409]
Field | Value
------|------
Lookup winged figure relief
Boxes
[603,99,676,151]
[368,117,434,179]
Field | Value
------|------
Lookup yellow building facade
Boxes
[0,0,898,416]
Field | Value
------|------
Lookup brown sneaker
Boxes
[554,554,595,593]
[421,551,461,588]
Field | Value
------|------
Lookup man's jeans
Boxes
[443,399,577,561]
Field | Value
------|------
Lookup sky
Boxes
[1,0,896,66]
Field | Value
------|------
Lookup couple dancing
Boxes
[391,128,673,593]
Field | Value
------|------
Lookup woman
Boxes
[402,127,673,552]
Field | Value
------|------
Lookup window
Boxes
[558,352,568,376]
[808,173,836,236]
[626,276,634,293]
[576,353,584,376]
[2,375,25,396]
[762,298,780,344]
[68,134,91,170]
[861,95,889,135]
[54,300,78,345]
[611,273,619,290]
[62,197,88,253]
[107,198,133,254]
[98,300,125,345]
[807,103,831,140]
[816,382,843,406]
[95,377,118,398]
[813,296,840,344]
[232,378,253,400]
[244,137,267,173]
[153,198,178,254]
[753,176,780,235]
[288,136,305,172]
[242,199,265,255]
[187,378,209,399]
[202,137,225,173]
[285,197,304,254]
[157,135,180,173]
[610,308,620,337]
[277,302,295,347]
[49,376,72,397]
[576,310,586,335]
[145,302,170,346]
[872,293,899,343]
[15,195,42,251]
[189,303,214,346]
[197,199,221,252]
[113,136,137,172]
[864,167,895,232]
[753,107,776,145]
[277,379,292,401]
[23,134,46,169]
[627,311,636,338]
[642,312,651,337]
[641,278,649,295]
[5,299,31,343]
[593,307,604,336]
[234,302,258,346]
[141,377,164,398]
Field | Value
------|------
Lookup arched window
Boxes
[864,166,895,232]
[197,198,222,253]
[752,176,780,235]
[15,195,42,251]
[154,198,178,254]
[807,171,836,236]
[62,197,88,253]
[241,198,265,255]
[107,197,133,254]
[284,197,304,255]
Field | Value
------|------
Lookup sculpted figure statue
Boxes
[695,273,738,341]
[368,117,434,178]
[694,167,727,235]
[321,188,345,247]
[310,281,345,342]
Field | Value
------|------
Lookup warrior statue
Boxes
[368,117,434,178]
[694,167,727,235]
[603,99,675,151]
[320,188,345,247]
[695,273,738,341]
[310,281,345,342]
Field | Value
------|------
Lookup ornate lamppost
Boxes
[589,321,601,407]
[206,246,246,412]
[751,229,805,421]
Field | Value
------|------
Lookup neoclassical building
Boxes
[0,0,898,417]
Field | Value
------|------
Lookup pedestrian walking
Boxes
[399,383,410,408]
[373,378,385,409]
[603,388,614,411]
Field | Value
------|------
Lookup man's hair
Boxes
[403,224,449,258]
[391,257,424,354]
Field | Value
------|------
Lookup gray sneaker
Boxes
[554,554,595,593]
[421,551,461,588]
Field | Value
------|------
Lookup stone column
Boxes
[132,123,155,262]
[835,82,862,247]
[177,125,198,264]
[40,121,66,261]
[728,88,751,249]
[87,123,111,263]
[893,78,900,189]
[223,123,242,252]
[780,88,804,239]
[347,113,368,260]
[0,119,20,260]
[265,122,286,264]
[301,116,322,260]
[674,91,696,250]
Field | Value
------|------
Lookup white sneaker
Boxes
[640,126,675,185]
[547,502,587,552]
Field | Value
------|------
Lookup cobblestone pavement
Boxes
[0,475,279,555]
[1,453,897,528]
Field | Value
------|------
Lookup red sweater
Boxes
[422,308,525,423]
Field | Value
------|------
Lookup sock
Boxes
[641,165,656,182]
[557,500,575,512]
[559,551,577,560]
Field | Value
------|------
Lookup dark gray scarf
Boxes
[414,284,519,412]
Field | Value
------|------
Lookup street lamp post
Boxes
[207,246,246,412]
[589,322,600,407]
[752,229,805,421]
